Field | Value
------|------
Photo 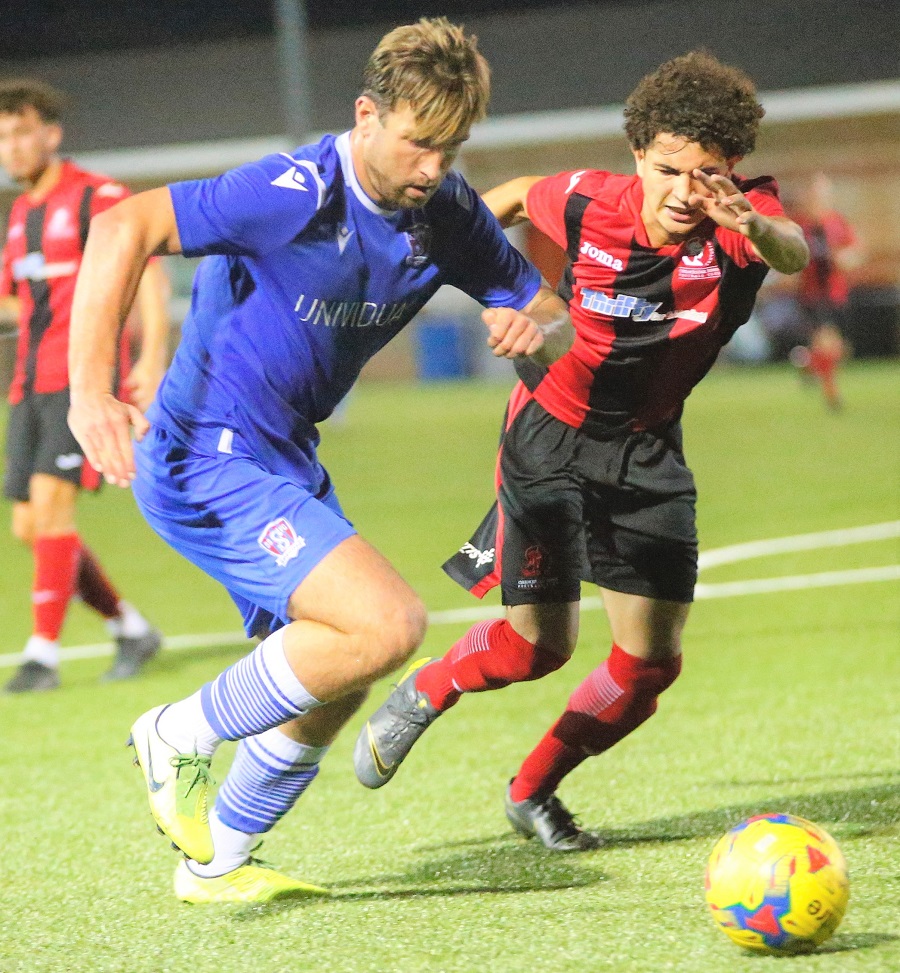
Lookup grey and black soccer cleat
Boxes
[353,658,441,789]
[505,781,603,852]
[102,627,162,682]
[3,660,60,694]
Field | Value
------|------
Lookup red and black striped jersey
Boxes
[795,210,856,307]
[518,169,784,437]
[0,160,130,403]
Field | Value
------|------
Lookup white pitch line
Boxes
[1,525,897,670]
[694,564,900,600]
[697,520,900,570]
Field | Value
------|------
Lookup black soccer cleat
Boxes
[353,658,441,789]
[101,627,163,682]
[505,781,603,852]
[3,660,60,694]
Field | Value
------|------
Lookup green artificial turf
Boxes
[0,361,897,972]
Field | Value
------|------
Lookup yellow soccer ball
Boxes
[705,813,850,955]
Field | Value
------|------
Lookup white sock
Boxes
[156,690,222,757]
[106,601,151,639]
[186,808,259,878]
[22,635,60,668]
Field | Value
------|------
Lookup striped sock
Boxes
[214,725,328,836]
[200,627,321,741]
[510,646,682,802]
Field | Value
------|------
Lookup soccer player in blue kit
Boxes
[67,18,573,903]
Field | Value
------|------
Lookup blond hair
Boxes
[362,17,490,144]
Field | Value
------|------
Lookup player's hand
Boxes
[124,355,165,412]
[689,170,764,237]
[482,307,545,359]
[67,391,150,487]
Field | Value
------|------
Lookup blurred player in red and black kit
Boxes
[790,172,861,410]
[0,80,169,692]
[356,52,810,848]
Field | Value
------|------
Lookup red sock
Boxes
[32,533,82,641]
[415,619,566,711]
[510,644,682,802]
[810,350,841,407]
[77,545,121,619]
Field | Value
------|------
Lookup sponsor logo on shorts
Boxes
[459,541,495,569]
[54,453,83,471]
[258,517,306,567]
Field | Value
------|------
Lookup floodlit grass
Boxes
[0,361,897,973]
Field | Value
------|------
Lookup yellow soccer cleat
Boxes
[174,858,331,904]
[127,704,215,865]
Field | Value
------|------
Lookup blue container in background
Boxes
[414,318,473,380]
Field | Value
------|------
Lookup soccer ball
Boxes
[705,812,850,955]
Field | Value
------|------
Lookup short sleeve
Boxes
[441,173,541,310]
[90,181,131,218]
[526,170,597,250]
[169,152,328,259]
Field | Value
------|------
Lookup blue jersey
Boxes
[151,131,540,482]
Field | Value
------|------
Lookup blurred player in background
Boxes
[789,172,861,410]
[67,19,572,903]
[356,52,810,850]
[0,80,168,693]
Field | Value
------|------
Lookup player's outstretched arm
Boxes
[482,286,573,366]
[689,170,809,274]
[68,187,182,487]
[125,259,172,411]
[482,176,542,228]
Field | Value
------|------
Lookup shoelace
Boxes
[245,840,276,871]
[170,753,215,796]
[540,795,583,840]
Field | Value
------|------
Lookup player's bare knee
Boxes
[365,595,428,678]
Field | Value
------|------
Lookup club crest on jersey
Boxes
[46,207,76,240]
[258,517,306,567]
[404,222,432,267]
[679,240,720,280]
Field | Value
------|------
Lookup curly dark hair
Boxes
[0,79,67,122]
[623,51,764,158]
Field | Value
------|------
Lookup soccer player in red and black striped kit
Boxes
[355,52,810,848]
[0,81,169,692]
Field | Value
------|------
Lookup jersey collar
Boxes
[335,131,401,220]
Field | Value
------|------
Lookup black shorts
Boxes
[3,390,100,502]
[799,299,848,334]
[443,396,698,604]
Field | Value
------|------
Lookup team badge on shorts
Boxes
[258,517,306,567]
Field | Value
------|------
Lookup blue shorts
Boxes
[133,424,356,638]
